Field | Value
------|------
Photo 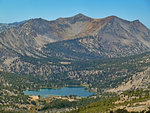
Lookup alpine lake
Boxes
[24,86,95,97]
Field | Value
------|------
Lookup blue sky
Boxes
[0,0,150,28]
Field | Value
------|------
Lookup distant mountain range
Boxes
[0,14,150,60]
[0,13,150,72]
[0,20,27,33]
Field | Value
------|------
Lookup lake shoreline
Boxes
[24,86,95,97]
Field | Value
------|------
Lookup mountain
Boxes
[0,14,150,73]
[0,20,27,33]
[0,14,150,60]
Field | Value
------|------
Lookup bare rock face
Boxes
[108,67,150,92]
[0,14,150,61]
[42,15,150,59]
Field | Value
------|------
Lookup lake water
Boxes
[24,87,95,97]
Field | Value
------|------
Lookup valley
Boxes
[1,51,150,112]
[0,14,150,113]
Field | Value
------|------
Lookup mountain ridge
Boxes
[0,14,150,60]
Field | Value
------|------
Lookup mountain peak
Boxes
[132,19,141,24]
[132,19,148,29]
[55,13,92,23]
[28,18,46,22]
[99,15,118,22]
[107,15,118,19]
[102,15,131,25]
[74,13,87,17]
[104,15,120,21]
[73,13,91,19]
[68,13,92,23]
[24,18,49,27]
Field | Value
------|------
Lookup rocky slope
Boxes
[0,14,150,59]
[0,14,150,82]
[108,67,150,92]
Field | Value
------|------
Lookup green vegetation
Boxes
[41,99,76,110]
[40,96,102,111]
[120,89,150,106]
[18,51,150,92]
[68,96,119,113]
[68,89,150,113]
[0,52,150,112]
